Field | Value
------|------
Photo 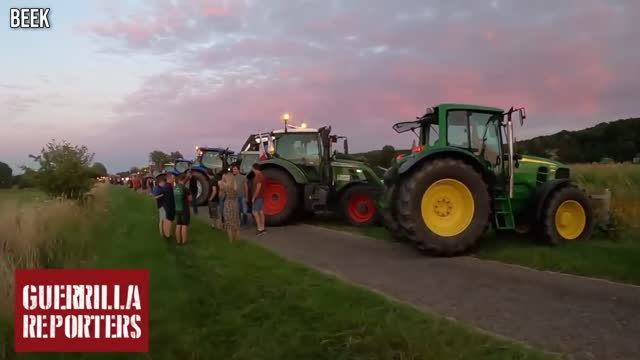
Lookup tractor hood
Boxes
[518,155,566,169]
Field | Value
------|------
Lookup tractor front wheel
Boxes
[541,186,594,245]
[262,168,299,226]
[191,171,211,206]
[340,184,380,226]
[397,158,490,256]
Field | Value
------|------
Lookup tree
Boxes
[379,145,396,168]
[169,151,184,161]
[88,162,108,178]
[31,140,95,199]
[0,161,12,188]
[129,166,140,174]
[149,150,171,168]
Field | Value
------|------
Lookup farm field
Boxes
[0,187,554,360]
[312,163,640,285]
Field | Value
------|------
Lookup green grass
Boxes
[2,187,555,360]
[310,216,640,286]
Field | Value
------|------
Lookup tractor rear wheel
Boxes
[191,171,211,206]
[541,186,594,245]
[340,184,380,226]
[262,168,299,226]
[397,158,490,256]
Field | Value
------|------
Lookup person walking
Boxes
[187,169,199,214]
[220,172,240,242]
[231,164,249,227]
[251,163,266,235]
[152,174,170,238]
[162,173,176,239]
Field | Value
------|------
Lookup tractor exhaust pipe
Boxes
[507,112,515,199]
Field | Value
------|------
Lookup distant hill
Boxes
[517,117,640,163]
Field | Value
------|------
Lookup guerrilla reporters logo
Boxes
[9,8,50,28]
[15,269,149,352]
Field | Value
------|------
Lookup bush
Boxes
[29,140,96,200]
[0,162,11,189]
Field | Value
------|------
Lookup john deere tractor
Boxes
[381,103,594,256]
[252,124,385,226]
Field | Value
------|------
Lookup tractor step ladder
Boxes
[494,195,515,230]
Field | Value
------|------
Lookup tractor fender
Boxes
[398,148,494,184]
[530,179,572,223]
[259,159,308,184]
[190,165,209,174]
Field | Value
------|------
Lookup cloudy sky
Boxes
[1,0,638,173]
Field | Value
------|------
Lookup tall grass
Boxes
[0,184,107,320]
[572,163,640,234]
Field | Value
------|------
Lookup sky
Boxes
[1,0,638,173]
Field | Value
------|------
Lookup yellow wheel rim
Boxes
[554,200,586,240]
[420,179,475,237]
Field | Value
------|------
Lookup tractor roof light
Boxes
[282,113,290,123]
[300,121,308,129]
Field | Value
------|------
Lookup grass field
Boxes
[572,163,640,233]
[0,186,555,360]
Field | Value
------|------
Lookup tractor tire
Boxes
[540,185,594,245]
[397,158,490,256]
[340,184,380,226]
[191,171,211,207]
[381,184,409,241]
[262,168,299,226]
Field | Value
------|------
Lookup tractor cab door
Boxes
[275,132,322,182]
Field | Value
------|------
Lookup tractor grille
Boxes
[555,167,570,179]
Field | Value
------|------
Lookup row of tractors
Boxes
[148,103,596,256]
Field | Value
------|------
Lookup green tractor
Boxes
[251,124,385,226]
[381,103,594,256]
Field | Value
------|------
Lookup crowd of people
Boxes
[151,163,266,245]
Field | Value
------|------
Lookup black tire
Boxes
[397,158,491,256]
[540,185,594,245]
[340,184,380,226]
[381,184,409,241]
[262,168,299,226]
[191,171,211,207]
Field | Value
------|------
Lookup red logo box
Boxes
[14,269,149,352]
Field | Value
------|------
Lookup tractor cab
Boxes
[383,103,593,256]
[163,163,175,173]
[174,159,192,173]
[195,146,234,175]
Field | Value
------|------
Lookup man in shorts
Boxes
[251,163,266,235]
[152,174,169,237]
[173,173,191,245]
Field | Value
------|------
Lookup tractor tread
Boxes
[396,157,490,256]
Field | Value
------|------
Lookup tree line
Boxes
[516,117,640,163]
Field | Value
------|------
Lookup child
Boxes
[173,173,191,245]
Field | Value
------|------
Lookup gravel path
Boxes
[195,210,640,360]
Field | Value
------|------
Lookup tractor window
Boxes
[202,152,223,170]
[447,111,470,148]
[239,153,259,174]
[276,133,321,164]
[175,162,190,173]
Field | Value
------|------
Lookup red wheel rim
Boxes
[347,194,375,223]
[264,179,288,216]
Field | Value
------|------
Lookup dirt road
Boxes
[195,211,640,360]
